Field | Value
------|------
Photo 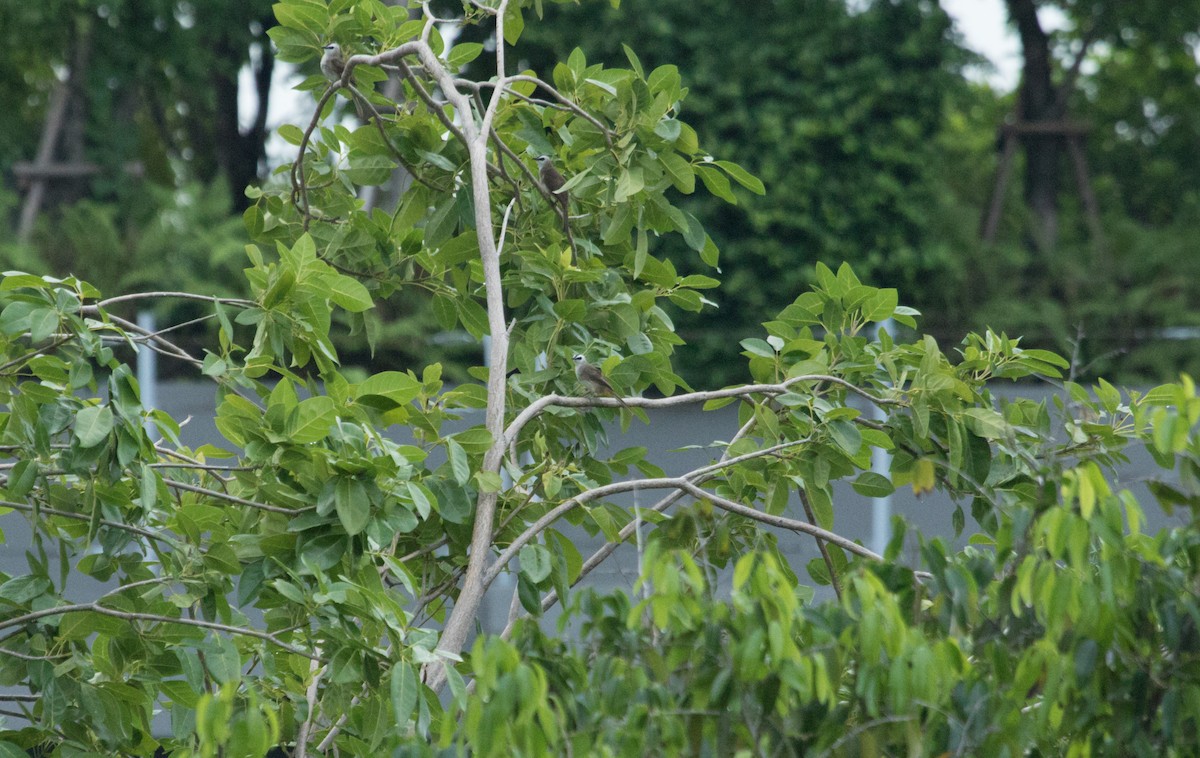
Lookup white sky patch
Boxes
[943,0,1069,91]
[942,0,1022,89]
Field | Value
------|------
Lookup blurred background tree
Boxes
[0,0,276,365]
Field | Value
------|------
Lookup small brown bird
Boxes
[321,43,368,119]
[537,154,578,261]
[574,354,628,408]
[536,155,569,217]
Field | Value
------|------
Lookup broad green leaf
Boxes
[714,160,765,194]
[324,273,374,312]
[75,405,114,448]
[852,472,895,498]
[827,420,862,456]
[273,2,327,34]
[660,151,695,193]
[344,154,395,185]
[0,575,50,604]
[962,408,1007,440]
[390,662,419,726]
[407,481,434,520]
[519,544,553,583]
[447,42,483,70]
[553,299,586,322]
[335,477,370,535]
[696,164,737,204]
[287,396,335,444]
[357,371,421,407]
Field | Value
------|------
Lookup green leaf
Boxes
[29,307,58,343]
[407,481,434,520]
[75,405,114,448]
[453,427,493,454]
[696,164,737,204]
[273,2,328,34]
[390,662,419,727]
[603,203,633,245]
[680,211,706,252]
[615,167,645,202]
[740,338,776,358]
[962,408,1007,440]
[714,160,765,194]
[622,43,645,78]
[357,371,421,407]
[519,544,553,583]
[335,477,370,535]
[446,439,470,485]
[502,2,524,44]
[0,575,50,604]
[207,636,242,684]
[1020,348,1069,368]
[447,42,484,69]
[806,486,834,530]
[278,124,305,145]
[344,154,396,186]
[700,235,719,267]
[851,472,894,498]
[287,396,335,444]
[827,420,862,456]
[325,274,374,313]
[660,152,695,194]
[584,77,617,96]
[553,299,586,322]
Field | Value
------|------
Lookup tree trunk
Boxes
[1007,0,1061,250]
[212,29,273,212]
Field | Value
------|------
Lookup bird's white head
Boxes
[322,43,340,53]
[536,155,552,167]
[572,354,585,364]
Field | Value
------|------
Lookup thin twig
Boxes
[799,488,843,600]
[0,602,317,659]
[0,499,174,545]
[161,477,312,515]
[504,375,898,448]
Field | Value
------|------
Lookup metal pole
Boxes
[137,310,157,435]
[870,318,895,556]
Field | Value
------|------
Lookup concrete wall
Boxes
[0,380,1188,647]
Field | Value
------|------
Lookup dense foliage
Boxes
[507,0,971,385]
[0,1,1198,756]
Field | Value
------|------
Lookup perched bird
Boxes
[574,354,628,408]
[320,43,346,82]
[536,155,569,217]
[536,154,577,261]
[320,43,368,119]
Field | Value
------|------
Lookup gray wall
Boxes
[0,381,1188,645]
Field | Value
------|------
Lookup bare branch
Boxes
[295,657,326,758]
[0,602,317,659]
[161,477,312,515]
[504,375,899,448]
[84,309,203,368]
[488,438,811,596]
[95,291,255,309]
[0,499,175,545]
[799,487,843,600]
[464,75,614,148]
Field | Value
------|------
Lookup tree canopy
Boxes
[1,2,1200,756]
